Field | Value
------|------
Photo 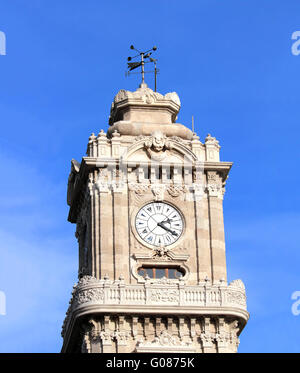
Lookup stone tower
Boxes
[61,84,249,353]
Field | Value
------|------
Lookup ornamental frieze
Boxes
[150,289,179,303]
[74,288,104,306]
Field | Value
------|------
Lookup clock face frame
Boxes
[135,202,184,247]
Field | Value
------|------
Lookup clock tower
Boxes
[61,82,249,353]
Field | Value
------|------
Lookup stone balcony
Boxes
[62,275,248,339]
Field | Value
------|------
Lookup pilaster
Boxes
[206,171,227,283]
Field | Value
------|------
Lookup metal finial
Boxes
[126,45,159,90]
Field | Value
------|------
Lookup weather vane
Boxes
[126,45,159,91]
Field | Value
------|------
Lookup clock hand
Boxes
[157,222,178,236]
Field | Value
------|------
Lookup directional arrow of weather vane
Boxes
[127,61,142,71]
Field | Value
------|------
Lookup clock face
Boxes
[135,202,184,247]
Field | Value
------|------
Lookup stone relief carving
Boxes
[100,331,113,346]
[128,183,149,195]
[205,184,223,198]
[143,131,172,161]
[152,331,177,346]
[227,279,246,306]
[77,275,99,287]
[151,184,165,201]
[215,332,229,346]
[113,88,180,107]
[133,244,189,263]
[205,171,224,198]
[113,88,165,105]
[226,291,246,307]
[112,330,131,346]
[128,183,150,206]
[144,131,172,152]
[137,331,192,349]
[200,332,213,347]
[74,288,104,306]
[207,171,218,183]
[166,184,188,198]
[95,168,110,192]
[150,289,179,303]
[151,246,171,261]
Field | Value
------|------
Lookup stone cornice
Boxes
[67,158,232,222]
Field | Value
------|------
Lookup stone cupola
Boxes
[107,85,193,140]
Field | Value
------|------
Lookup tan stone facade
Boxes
[61,85,249,353]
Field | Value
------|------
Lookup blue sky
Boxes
[0,0,300,352]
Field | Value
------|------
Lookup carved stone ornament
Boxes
[113,88,163,106]
[112,330,131,346]
[152,245,171,261]
[151,184,165,201]
[205,171,224,198]
[150,288,179,303]
[144,131,172,161]
[74,288,104,306]
[128,183,150,206]
[133,247,190,264]
[215,332,229,346]
[100,331,113,346]
[167,184,188,198]
[128,183,149,195]
[77,275,99,287]
[145,131,171,152]
[112,87,180,107]
[205,184,223,198]
[153,331,178,346]
[136,331,192,349]
[205,133,220,148]
[226,291,246,307]
[200,333,213,347]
